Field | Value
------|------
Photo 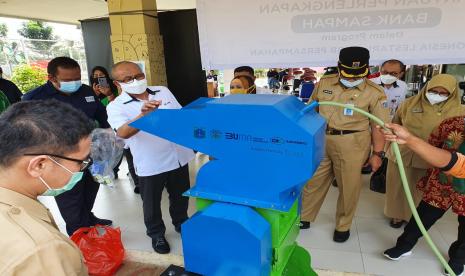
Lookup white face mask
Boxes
[426,92,448,105]
[380,74,398,85]
[340,78,364,88]
[119,78,148,95]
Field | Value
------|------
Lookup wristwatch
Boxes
[372,151,385,159]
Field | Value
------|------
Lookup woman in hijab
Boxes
[384,114,465,275]
[229,75,256,94]
[385,74,465,228]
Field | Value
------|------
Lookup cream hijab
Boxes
[397,74,464,140]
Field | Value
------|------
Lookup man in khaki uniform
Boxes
[301,47,389,242]
[0,100,92,275]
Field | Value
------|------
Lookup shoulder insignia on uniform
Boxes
[381,100,388,108]
[366,80,385,93]
[323,90,333,95]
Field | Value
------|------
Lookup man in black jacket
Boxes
[0,66,23,104]
[23,57,112,235]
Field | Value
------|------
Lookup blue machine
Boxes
[131,94,326,276]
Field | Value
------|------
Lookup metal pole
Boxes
[19,39,30,65]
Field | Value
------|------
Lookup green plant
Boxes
[18,20,56,55]
[0,23,7,38]
[11,65,47,93]
[0,22,8,55]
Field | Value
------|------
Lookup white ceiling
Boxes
[0,0,196,24]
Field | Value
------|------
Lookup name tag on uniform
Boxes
[323,90,333,94]
[85,96,95,103]
[343,104,355,116]
[412,108,423,113]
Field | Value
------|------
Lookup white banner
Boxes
[196,0,465,69]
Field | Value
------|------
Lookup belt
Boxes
[326,127,363,135]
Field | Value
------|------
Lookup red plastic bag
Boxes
[71,225,125,276]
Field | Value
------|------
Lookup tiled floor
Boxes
[40,153,458,275]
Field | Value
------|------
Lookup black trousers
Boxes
[138,164,190,239]
[124,148,139,187]
[396,200,465,268]
[113,153,123,176]
[55,169,100,235]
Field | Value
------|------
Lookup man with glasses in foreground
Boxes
[107,61,194,254]
[22,56,112,236]
[0,100,92,275]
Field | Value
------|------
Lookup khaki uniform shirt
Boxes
[311,75,389,130]
[0,187,88,276]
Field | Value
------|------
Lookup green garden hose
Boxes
[303,101,455,276]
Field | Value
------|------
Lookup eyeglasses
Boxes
[381,70,401,77]
[24,153,93,171]
[428,90,450,97]
[117,73,145,84]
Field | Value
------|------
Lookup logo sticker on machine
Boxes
[194,128,206,139]
[271,137,284,145]
[210,130,223,139]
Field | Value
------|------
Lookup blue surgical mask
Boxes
[39,157,84,196]
[340,78,364,88]
[59,80,82,93]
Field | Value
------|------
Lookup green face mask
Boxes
[39,157,84,196]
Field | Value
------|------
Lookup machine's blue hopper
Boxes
[131,94,326,211]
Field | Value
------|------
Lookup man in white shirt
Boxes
[372,60,408,120]
[107,61,195,254]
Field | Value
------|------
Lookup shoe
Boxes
[444,269,464,276]
[153,236,170,254]
[134,186,140,194]
[389,219,404,229]
[174,218,188,234]
[331,179,338,187]
[300,221,310,229]
[93,217,113,226]
[444,261,465,276]
[333,230,350,243]
[383,246,412,260]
